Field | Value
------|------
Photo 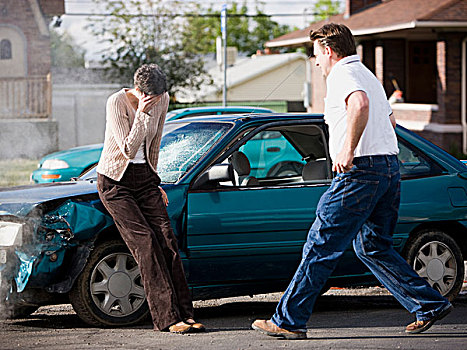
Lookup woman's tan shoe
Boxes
[185,319,206,332]
[168,321,193,334]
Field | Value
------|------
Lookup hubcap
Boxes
[108,272,132,298]
[90,253,145,317]
[413,241,457,296]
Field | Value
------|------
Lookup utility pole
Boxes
[221,4,227,106]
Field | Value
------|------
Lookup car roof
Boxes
[168,106,274,114]
[166,113,325,124]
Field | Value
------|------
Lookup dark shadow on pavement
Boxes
[6,294,466,332]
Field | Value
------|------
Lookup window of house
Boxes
[0,39,12,59]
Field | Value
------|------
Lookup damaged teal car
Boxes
[1,114,466,327]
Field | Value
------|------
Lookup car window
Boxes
[80,166,97,180]
[79,122,232,183]
[158,122,232,183]
[219,124,330,187]
[397,139,444,179]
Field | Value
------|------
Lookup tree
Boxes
[311,0,342,22]
[86,0,209,99]
[50,29,86,68]
[182,1,292,56]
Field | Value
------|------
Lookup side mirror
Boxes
[191,163,234,190]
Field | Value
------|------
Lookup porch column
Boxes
[375,44,384,85]
[436,40,446,116]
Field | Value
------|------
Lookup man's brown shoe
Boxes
[252,319,306,340]
[405,304,453,334]
[168,321,193,334]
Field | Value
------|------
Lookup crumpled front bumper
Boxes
[0,221,24,292]
[0,199,114,299]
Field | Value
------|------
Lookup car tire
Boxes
[404,229,464,301]
[69,240,150,327]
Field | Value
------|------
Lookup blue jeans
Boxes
[271,155,450,331]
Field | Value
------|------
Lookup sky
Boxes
[59,0,341,61]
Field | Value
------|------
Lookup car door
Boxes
[185,122,333,290]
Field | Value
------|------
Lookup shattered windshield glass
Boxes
[80,121,232,183]
[158,122,232,183]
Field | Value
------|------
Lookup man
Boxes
[252,23,452,340]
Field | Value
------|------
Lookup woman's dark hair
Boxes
[134,63,167,95]
[309,23,357,58]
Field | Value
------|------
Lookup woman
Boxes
[96,64,204,333]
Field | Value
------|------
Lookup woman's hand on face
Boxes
[138,93,162,114]
[159,186,169,206]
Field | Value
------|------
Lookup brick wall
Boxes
[38,0,65,16]
[443,33,462,126]
[0,0,51,76]
[392,108,433,125]
[431,33,463,153]
[413,131,462,155]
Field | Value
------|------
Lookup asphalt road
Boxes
[1,288,466,350]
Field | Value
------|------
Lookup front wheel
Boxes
[69,240,149,327]
[405,230,464,301]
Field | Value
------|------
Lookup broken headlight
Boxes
[0,221,23,247]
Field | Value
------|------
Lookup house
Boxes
[180,52,309,112]
[266,0,467,155]
[0,0,64,159]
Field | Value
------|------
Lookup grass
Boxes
[0,159,39,187]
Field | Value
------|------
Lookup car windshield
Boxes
[80,121,232,183]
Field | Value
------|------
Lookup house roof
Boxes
[266,0,467,48]
[221,52,307,88]
[177,52,307,102]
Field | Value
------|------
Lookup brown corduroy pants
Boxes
[97,163,194,331]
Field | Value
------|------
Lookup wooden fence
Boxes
[0,74,51,118]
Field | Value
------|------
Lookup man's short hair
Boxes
[309,23,357,58]
[134,63,167,96]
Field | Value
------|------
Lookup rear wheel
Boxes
[69,240,149,327]
[405,230,464,301]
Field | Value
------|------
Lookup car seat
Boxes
[302,159,328,181]
[229,151,259,186]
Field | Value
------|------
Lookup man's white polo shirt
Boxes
[324,54,399,161]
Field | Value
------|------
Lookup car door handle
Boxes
[267,147,281,152]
